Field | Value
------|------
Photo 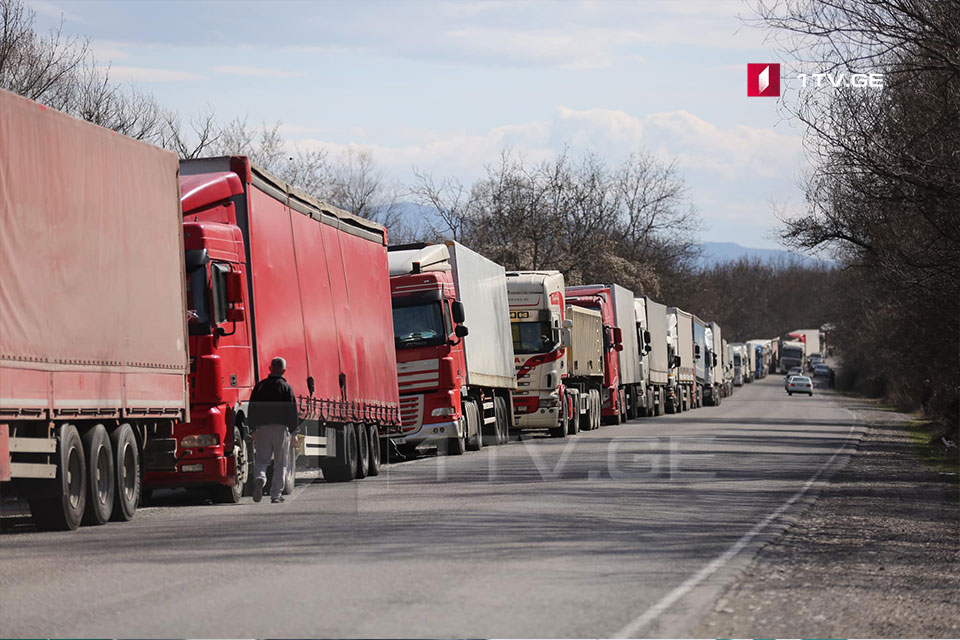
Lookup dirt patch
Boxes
[693,395,960,638]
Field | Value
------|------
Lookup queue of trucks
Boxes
[1,88,747,532]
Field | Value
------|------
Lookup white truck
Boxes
[779,339,807,372]
[789,329,822,366]
[722,339,734,396]
[507,270,599,438]
[704,322,724,406]
[666,307,696,412]
[636,296,669,416]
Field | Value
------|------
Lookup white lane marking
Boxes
[614,400,860,638]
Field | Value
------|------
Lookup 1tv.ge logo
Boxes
[747,63,780,97]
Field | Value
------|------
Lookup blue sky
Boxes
[29,0,807,249]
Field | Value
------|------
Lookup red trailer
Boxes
[0,89,188,530]
[143,156,400,500]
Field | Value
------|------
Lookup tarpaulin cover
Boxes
[0,89,187,415]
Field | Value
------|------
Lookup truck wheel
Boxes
[321,423,358,482]
[356,423,370,479]
[466,401,483,451]
[366,425,381,476]
[593,391,601,430]
[482,399,499,447]
[446,410,467,456]
[655,389,664,416]
[493,397,507,445]
[28,423,86,531]
[283,441,296,494]
[214,427,246,504]
[110,424,139,521]
[81,424,115,526]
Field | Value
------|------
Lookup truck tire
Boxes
[550,398,568,438]
[482,399,499,447]
[593,391,602,430]
[655,389,664,416]
[81,424,115,526]
[321,423,358,482]
[579,398,592,432]
[214,427,247,504]
[110,424,140,521]
[446,409,467,456]
[28,423,86,531]
[466,401,483,451]
[366,425,381,476]
[356,423,370,479]
[283,441,296,494]
[494,396,508,445]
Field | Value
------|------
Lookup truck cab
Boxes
[144,171,254,502]
[566,286,625,424]
[385,245,467,451]
[507,271,570,437]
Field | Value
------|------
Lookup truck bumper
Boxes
[513,407,560,429]
[144,454,230,488]
[387,419,462,447]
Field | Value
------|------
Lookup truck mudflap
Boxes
[1,424,9,482]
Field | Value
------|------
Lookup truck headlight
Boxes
[181,434,219,447]
[540,398,559,408]
[431,407,458,417]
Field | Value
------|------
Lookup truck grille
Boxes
[399,395,423,432]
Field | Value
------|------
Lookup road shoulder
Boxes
[693,393,960,638]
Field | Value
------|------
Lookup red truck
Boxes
[383,242,515,457]
[565,285,630,425]
[143,156,401,500]
[0,89,188,530]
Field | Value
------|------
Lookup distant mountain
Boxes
[696,242,831,269]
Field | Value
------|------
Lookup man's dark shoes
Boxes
[253,477,265,503]
[271,496,285,504]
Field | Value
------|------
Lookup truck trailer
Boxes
[564,304,604,432]
[567,284,641,424]
[385,242,516,456]
[1,89,188,530]
[666,308,696,412]
[144,156,401,499]
[636,296,669,417]
[722,339,734,397]
[692,315,707,409]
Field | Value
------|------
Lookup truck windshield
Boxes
[512,321,555,354]
[393,303,447,349]
[782,347,804,359]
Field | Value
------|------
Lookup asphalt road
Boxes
[0,376,863,638]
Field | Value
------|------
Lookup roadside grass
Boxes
[905,416,959,476]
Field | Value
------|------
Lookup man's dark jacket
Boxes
[247,374,299,432]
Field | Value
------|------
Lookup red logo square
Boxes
[747,63,780,97]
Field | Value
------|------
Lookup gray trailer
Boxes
[565,304,604,432]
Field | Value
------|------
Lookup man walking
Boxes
[247,356,299,504]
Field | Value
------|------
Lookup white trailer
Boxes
[565,304,604,432]
[666,307,695,412]
[636,296,669,416]
[704,322,724,406]
[609,284,645,418]
[448,243,516,389]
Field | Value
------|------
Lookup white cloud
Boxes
[211,65,304,78]
[26,0,84,23]
[106,66,205,82]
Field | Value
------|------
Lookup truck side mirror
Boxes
[643,330,651,344]
[562,319,573,329]
[712,354,718,366]
[674,355,681,367]
[225,270,244,304]
[451,300,466,324]
[454,325,469,338]
[306,376,315,395]
[695,344,701,357]
[560,327,572,348]
[613,327,623,345]
[226,306,245,323]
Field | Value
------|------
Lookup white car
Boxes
[787,375,814,396]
